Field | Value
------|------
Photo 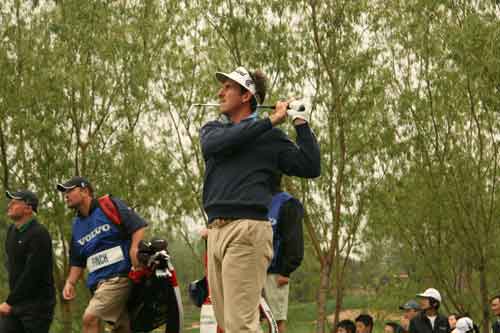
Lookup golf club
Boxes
[193,100,306,112]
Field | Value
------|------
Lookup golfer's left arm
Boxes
[277,122,321,178]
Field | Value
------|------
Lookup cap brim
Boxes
[57,184,76,192]
[6,191,38,212]
[215,72,231,83]
[215,71,257,97]
[401,305,419,310]
[416,293,440,302]
[5,191,22,200]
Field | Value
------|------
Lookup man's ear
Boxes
[241,90,253,104]
[82,187,92,198]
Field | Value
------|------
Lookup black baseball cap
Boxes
[57,176,92,192]
[6,190,39,212]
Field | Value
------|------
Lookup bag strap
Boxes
[98,194,129,240]
[98,194,121,225]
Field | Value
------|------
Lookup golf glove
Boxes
[287,100,309,122]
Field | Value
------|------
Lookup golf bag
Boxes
[128,239,184,333]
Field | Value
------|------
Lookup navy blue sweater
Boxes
[200,117,320,223]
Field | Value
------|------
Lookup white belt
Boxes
[87,246,125,273]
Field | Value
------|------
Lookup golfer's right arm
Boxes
[63,266,84,300]
[200,119,273,158]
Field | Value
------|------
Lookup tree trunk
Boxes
[0,122,8,190]
[317,260,334,333]
[479,261,490,333]
[331,253,344,332]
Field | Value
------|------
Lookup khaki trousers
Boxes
[207,219,273,333]
[85,277,131,333]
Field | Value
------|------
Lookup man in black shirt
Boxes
[409,288,449,333]
[201,66,320,332]
[0,190,55,333]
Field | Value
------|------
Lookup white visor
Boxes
[215,66,256,96]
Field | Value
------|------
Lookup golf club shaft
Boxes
[194,103,305,111]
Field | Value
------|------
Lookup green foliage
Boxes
[1,0,499,332]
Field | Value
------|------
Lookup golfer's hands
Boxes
[276,275,289,287]
[0,302,12,316]
[287,100,309,125]
[63,280,76,301]
[270,100,289,126]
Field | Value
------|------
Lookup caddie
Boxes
[58,176,147,333]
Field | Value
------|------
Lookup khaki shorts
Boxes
[263,273,290,321]
[85,276,131,332]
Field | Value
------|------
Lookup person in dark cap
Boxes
[0,190,55,333]
[400,300,421,332]
[58,176,148,333]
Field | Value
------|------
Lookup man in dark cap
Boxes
[0,190,55,333]
[400,300,421,332]
[58,176,147,333]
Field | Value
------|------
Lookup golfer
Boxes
[200,66,321,332]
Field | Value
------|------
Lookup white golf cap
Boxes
[417,288,442,302]
[215,66,256,96]
[455,317,474,333]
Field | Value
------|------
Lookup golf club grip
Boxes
[258,104,306,112]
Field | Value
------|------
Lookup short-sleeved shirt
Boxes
[69,197,147,289]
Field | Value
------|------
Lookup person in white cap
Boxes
[200,66,321,333]
[409,288,450,333]
[454,317,477,333]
